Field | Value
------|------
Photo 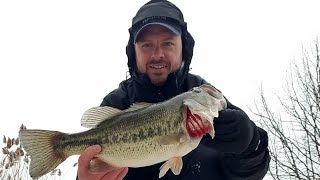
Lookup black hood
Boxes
[126,0,195,91]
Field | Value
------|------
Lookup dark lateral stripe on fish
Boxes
[57,135,103,149]
[58,123,176,149]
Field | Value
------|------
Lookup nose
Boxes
[151,45,164,60]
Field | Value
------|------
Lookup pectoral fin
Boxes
[159,157,183,178]
[158,133,186,145]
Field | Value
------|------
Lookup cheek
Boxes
[136,58,146,73]
[171,38,183,71]
[171,53,182,71]
[135,47,147,73]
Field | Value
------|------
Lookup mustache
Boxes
[148,59,168,64]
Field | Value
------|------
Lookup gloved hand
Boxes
[209,109,256,154]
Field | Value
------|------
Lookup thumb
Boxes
[78,145,101,173]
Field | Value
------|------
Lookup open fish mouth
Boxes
[184,84,227,138]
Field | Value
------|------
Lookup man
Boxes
[77,0,270,179]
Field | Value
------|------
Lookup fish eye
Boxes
[192,87,202,93]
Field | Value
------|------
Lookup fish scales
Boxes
[62,104,178,143]
[109,105,184,168]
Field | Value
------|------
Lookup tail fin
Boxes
[19,129,68,178]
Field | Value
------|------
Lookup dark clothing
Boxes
[100,73,270,180]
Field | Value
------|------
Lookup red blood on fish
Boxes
[185,108,211,138]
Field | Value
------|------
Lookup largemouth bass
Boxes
[19,84,227,178]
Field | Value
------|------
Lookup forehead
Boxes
[136,25,179,41]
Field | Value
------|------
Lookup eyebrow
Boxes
[138,36,178,43]
[163,37,176,41]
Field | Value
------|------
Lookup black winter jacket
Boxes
[100,73,270,180]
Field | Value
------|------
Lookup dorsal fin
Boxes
[81,106,122,128]
[123,102,154,112]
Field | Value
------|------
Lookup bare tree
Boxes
[252,39,320,180]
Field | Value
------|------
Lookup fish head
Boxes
[182,84,227,139]
[187,84,227,113]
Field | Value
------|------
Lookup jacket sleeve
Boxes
[218,101,271,180]
[218,127,270,180]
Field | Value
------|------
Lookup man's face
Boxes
[134,25,183,86]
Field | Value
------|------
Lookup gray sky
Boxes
[0,0,320,179]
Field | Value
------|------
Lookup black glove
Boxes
[208,109,256,154]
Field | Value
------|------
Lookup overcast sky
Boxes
[1,0,320,179]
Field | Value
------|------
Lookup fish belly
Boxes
[97,137,199,168]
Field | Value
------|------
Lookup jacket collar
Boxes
[129,70,186,103]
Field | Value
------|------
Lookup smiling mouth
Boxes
[150,65,167,69]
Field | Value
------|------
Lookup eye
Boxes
[162,41,174,47]
[141,43,153,48]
